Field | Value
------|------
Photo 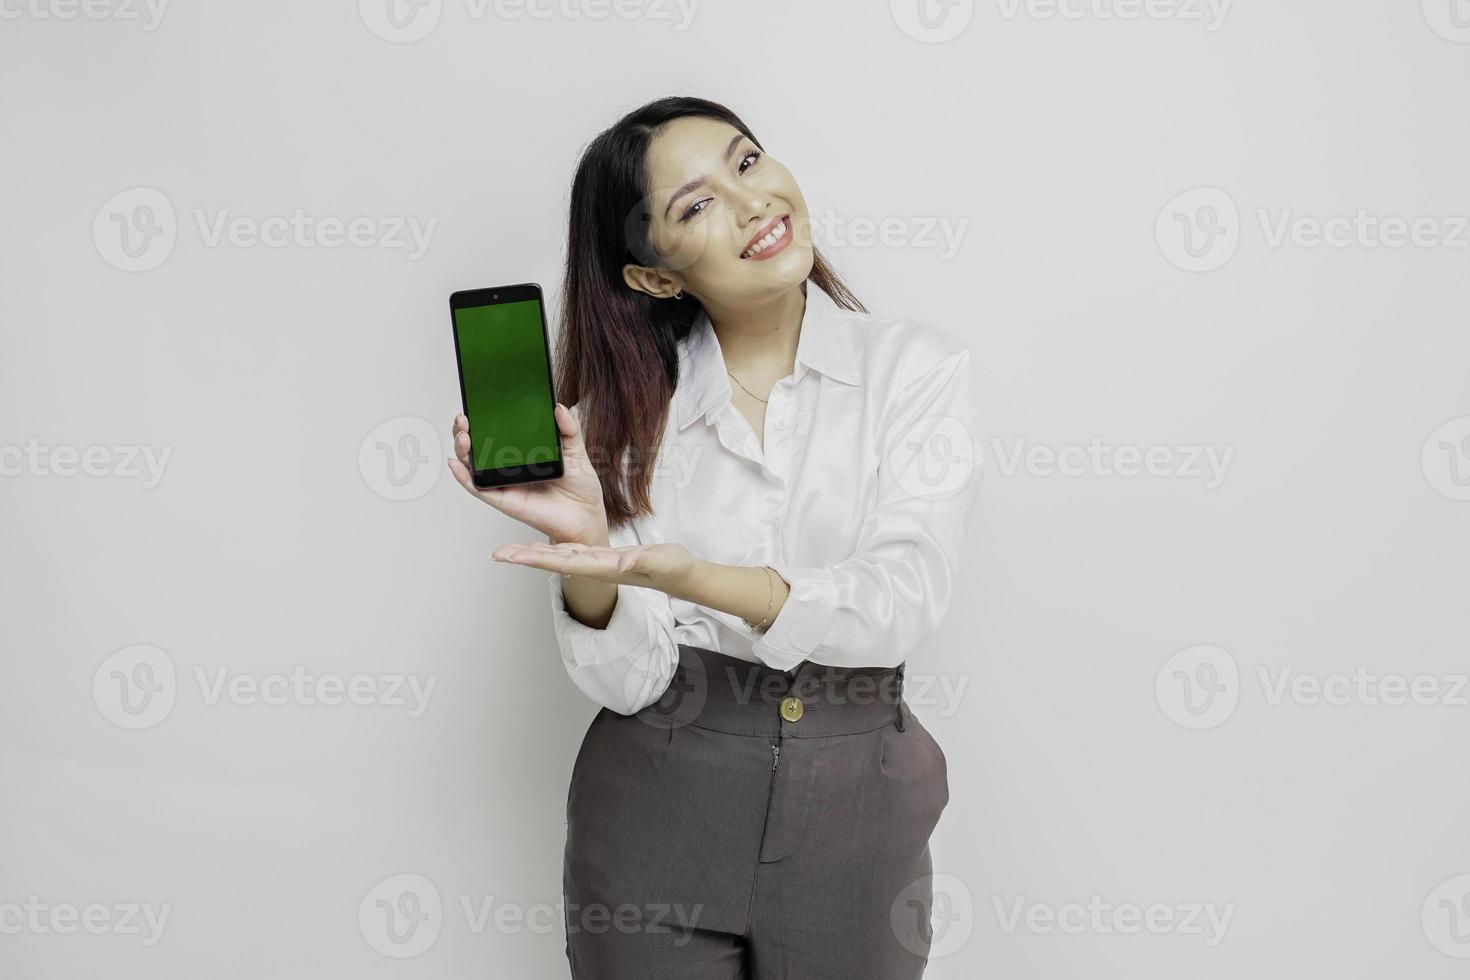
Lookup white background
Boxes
[2,0,1469,976]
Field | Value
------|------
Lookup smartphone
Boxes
[449,282,564,488]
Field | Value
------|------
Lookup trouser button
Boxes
[779,695,804,723]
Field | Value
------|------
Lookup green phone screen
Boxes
[453,299,560,471]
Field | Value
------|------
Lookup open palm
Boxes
[490,540,695,592]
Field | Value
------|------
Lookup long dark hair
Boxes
[556,95,867,528]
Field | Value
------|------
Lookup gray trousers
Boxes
[562,643,949,979]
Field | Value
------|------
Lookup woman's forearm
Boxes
[553,527,618,630]
[674,559,791,630]
[548,521,790,633]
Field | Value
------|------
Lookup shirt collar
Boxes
[674,282,861,431]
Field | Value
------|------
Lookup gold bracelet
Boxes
[747,565,776,633]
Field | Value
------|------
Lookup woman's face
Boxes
[624,115,814,309]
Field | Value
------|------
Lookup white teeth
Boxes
[744,217,787,257]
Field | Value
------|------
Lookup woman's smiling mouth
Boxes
[740,214,792,260]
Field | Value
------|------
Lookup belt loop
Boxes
[894,661,906,731]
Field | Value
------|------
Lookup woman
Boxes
[447,96,982,979]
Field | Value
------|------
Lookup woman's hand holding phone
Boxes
[447,404,610,547]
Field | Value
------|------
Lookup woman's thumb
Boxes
[555,402,583,446]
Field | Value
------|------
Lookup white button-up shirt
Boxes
[546,282,983,715]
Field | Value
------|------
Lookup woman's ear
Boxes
[622,263,682,301]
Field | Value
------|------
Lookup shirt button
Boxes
[774,420,787,430]
[780,696,804,723]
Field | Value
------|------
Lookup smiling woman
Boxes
[446,95,981,979]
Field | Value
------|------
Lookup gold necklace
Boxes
[726,370,769,404]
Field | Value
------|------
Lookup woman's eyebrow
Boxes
[663,133,748,218]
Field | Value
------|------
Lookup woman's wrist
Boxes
[668,559,788,630]
[549,515,610,549]
[666,556,714,605]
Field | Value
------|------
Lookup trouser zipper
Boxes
[745,732,785,933]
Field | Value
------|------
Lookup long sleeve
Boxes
[751,345,982,672]
[547,519,681,716]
